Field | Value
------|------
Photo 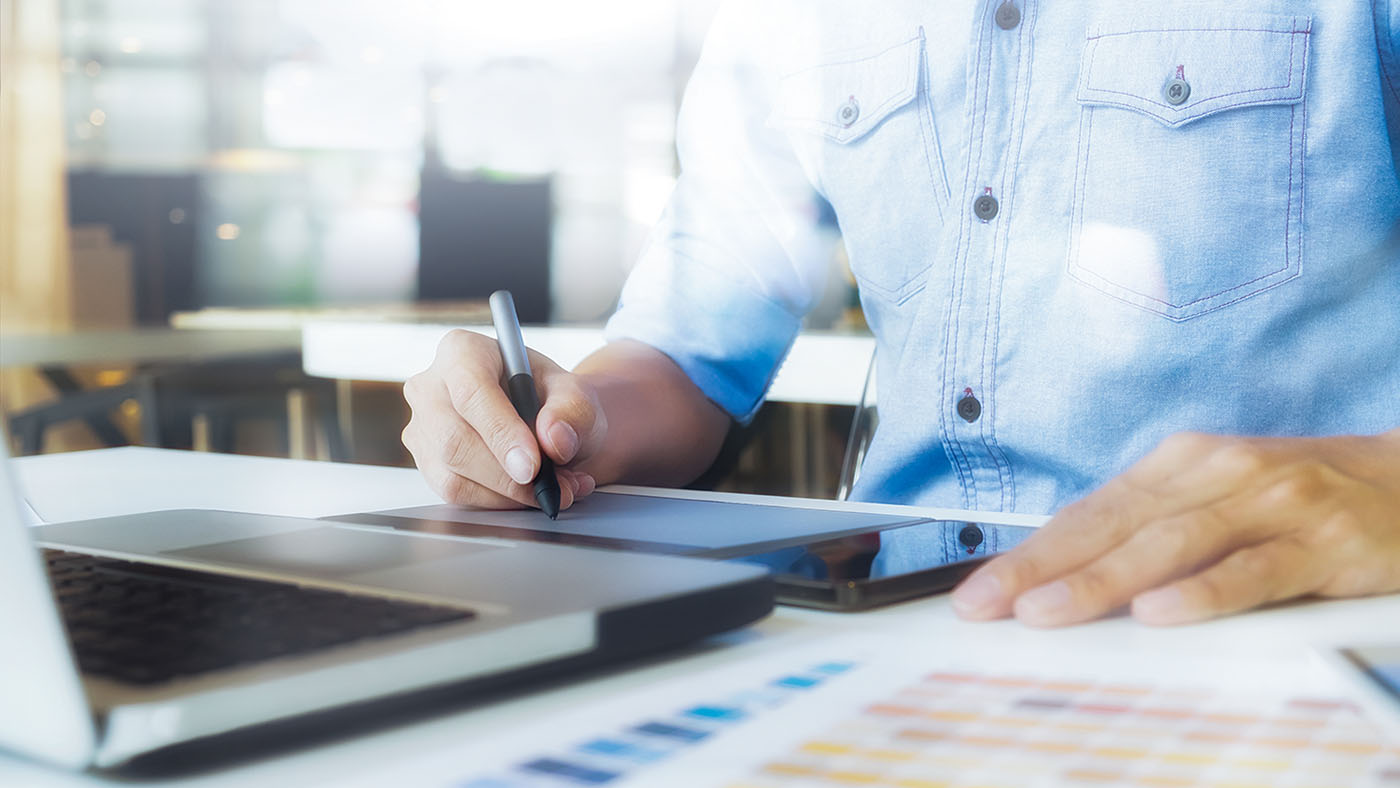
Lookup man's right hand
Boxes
[401,329,606,511]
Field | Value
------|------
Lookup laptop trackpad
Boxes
[164,527,497,580]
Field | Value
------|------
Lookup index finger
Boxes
[434,330,544,486]
[950,434,1243,620]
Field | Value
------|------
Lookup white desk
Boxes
[301,321,877,406]
[6,449,1398,786]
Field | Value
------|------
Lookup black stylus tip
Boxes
[536,485,561,520]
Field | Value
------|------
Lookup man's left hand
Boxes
[950,428,1400,627]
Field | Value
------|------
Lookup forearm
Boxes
[572,339,731,486]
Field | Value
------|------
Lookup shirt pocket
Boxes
[769,30,950,305]
[1067,15,1310,321]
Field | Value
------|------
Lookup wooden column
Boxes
[0,0,75,446]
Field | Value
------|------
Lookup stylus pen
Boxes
[489,290,562,519]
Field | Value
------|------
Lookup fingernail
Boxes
[1132,586,1186,625]
[549,422,579,462]
[952,573,1005,618]
[1015,581,1073,625]
[504,448,535,485]
[576,473,596,497]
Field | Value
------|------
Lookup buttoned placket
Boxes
[935,0,1033,530]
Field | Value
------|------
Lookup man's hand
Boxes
[402,329,605,511]
[951,429,1400,627]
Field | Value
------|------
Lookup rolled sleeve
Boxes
[604,0,836,423]
[606,243,803,423]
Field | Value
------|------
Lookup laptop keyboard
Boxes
[43,549,476,686]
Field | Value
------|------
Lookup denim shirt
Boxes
[605,1,1400,566]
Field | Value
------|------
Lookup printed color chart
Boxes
[458,661,857,787]
[729,669,1400,788]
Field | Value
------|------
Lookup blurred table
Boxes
[0,328,300,369]
[299,321,877,407]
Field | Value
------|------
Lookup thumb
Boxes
[531,355,606,466]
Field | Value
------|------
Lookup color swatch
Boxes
[457,660,857,787]
[728,669,1400,788]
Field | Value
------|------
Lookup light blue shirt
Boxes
[605,1,1400,564]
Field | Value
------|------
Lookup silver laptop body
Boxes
[0,445,771,770]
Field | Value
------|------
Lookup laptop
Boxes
[0,442,773,771]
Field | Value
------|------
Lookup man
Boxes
[403,1,1400,627]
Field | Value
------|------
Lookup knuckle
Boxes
[1143,519,1195,565]
[1312,510,1367,549]
[1000,555,1045,592]
[1187,571,1232,612]
[1261,467,1325,510]
[1210,441,1269,480]
[451,379,491,421]
[438,426,475,470]
[436,328,475,356]
[1070,565,1114,600]
[549,383,597,428]
[1159,430,1214,457]
[475,412,520,456]
[1230,547,1276,581]
[402,372,426,403]
[436,473,471,505]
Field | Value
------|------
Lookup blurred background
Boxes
[1,0,865,496]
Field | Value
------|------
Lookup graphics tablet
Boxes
[334,492,1038,611]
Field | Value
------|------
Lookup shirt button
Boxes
[957,393,982,422]
[1164,78,1191,106]
[838,97,860,127]
[958,524,985,551]
[973,194,999,221]
[995,2,1021,30]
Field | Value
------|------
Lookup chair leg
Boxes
[286,388,308,460]
[13,415,44,455]
[192,413,211,452]
[318,393,349,462]
[132,374,161,447]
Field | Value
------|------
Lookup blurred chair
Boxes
[150,357,348,461]
[417,171,552,323]
[7,373,159,455]
[6,357,347,461]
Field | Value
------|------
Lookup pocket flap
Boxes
[1077,16,1311,128]
[770,32,924,143]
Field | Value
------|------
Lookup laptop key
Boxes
[42,549,476,686]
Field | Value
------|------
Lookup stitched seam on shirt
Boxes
[1072,271,1301,321]
[949,4,1001,512]
[915,48,948,223]
[976,4,1026,512]
[1083,30,1303,112]
[777,34,924,79]
[923,42,953,204]
[956,2,1001,509]
[1295,92,1305,285]
[1079,95,1305,130]
[983,0,1039,513]
[1086,24,1309,40]
[1377,0,1400,105]
[939,3,996,511]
